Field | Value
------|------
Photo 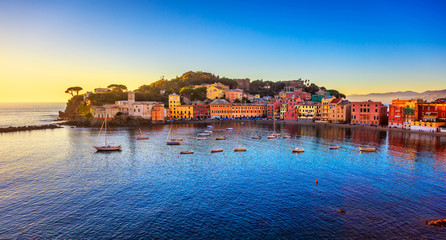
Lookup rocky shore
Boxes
[0,124,62,133]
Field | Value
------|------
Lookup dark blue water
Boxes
[1,122,446,239]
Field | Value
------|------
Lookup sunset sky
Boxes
[1,0,445,102]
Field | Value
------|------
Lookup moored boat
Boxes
[252,136,261,139]
[94,118,122,151]
[198,132,211,136]
[180,151,194,154]
[267,135,276,139]
[226,128,233,131]
[166,123,181,145]
[292,148,304,153]
[359,146,376,152]
[196,137,207,140]
[216,136,226,140]
[234,147,246,152]
[135,128,149,140]
[329,145,339,149]
[211,148,223,153]
[166,141,181,145]
[283,135,292,138]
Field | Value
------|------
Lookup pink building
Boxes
[284,103,299,120]
[225,89,243,103]
[351,101,388,126]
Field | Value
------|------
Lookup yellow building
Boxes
[168,94,180,108]
[321,96,335,122]
[171,105,193,119]
[207,85,226,100]
[297,102,318,121]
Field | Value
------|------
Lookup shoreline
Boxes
[63,118,446,137]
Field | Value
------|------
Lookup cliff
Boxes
[59,95,84,120]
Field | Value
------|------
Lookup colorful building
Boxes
[297,102,319,122]
[193,103,210,119]
[232,104,267,118]
[351,101,388,126]
[171,105,193,119]
[321,96,336,122]
[327,100,351,123]
[210,99,232,119]
[225,89,244,103]
[267,101,282,119]
[168,94,180,108]
[388,99,422,129]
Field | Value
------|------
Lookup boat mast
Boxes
[105,117,107,146]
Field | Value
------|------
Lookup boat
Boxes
[196,137,207,140]
[198,132,211,136]
[359,146,376,152]
[292,148,305,153]
[135,128,149,140]
[180,151,194,154]
[204,130,213,133]
[252,136,261,139]
[267,135,276,139]
[329,145,339,150]
[207,125,213,128]
[166,123,180,145]
[226,128,233,131]
[283,135,292,139]
[291,136,303,153]
[216,136,226,140]
[94,118,122,151]
[234,147,247,152]
[211,148,223,153]
[170,138,184,141]
[270,118,280,137]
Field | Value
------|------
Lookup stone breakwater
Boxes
[0,124,62,133]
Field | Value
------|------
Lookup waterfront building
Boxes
[327,100,351,123]
[92,104,126,119]
[297,101,318,122]
[321,96,336,122]
[168,94,181,108]
[152,104,165,122]
[171,105,193,119]
[128,92,164,120]
[280,103,287,119]
[267,101,282,119]
[193,103,210,119]
[210,99,232,119]
[225,89,244,103]
[351,101,388,126]
[283,103,299,120]
[388,99,422,129]
[411,100,446,132]
[232,104,267,118]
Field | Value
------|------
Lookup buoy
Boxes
[339,209,346,213]
[315,179,318,184]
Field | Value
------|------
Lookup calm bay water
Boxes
[0,103,65,128]
[1,121,446,239]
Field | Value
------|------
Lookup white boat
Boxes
[329,145,339,150]
[292,148,304,153]
[204,130,213,133]
[198,132,211,136]
[207,125,213,128]
[267,135,276,139]
[226,128,233,131]
[94,118,122,151]
[216,136,226,140]
[135,128,149,140]
[234,147,246,152]
[196,137,207,140]
[283,135,292,139]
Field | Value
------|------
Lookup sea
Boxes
[0,102,66,128]
[1,104,446,239]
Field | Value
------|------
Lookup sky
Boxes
[0,0,445,102]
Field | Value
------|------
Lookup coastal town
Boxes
[70,77,446,133]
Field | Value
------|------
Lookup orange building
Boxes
[388,99,422,129]
[210,99,232,119]
[232,104,267,118]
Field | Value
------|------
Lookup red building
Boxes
[351,101,388,126]
[388,99,422,129]
[284,103,299,120]
[193,103,210,119]
[416,101,446,122]
[267,101,281,119]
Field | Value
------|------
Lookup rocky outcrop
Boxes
[59,95,84,120]
[0,124,62,133]
[427,219,446,227]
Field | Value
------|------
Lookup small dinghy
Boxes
[292,148,304,153]
[234,147,246,152]
[267,135,276,139]
[211,148,223,153]
[198,132,211,136]
[283,135,292,139]
[329,145,339,150]
[226,128,233,131]
[95,145,122,151]
[204,130,213,133]
[359,146,376,152]
[136,128,149,140]
[180,151,194,154]
[252,136,261,139]
[216,136,226,140]
[196,137,207,140]
[166,141,180,145]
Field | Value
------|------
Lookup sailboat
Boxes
[268,117,279,139]
[359,146,376,152]
[292,136,304,153]
[166,123,180,145]
[94,118,122,151]
[135,128,149,140]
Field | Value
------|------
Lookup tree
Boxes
[65,86,83,96]
[108,84,127,91]
[234,99,241,103]
[328,89,346,99]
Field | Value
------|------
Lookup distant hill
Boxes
[347,89,446,103]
